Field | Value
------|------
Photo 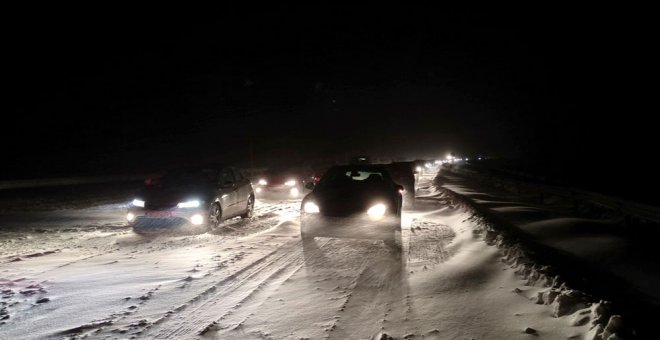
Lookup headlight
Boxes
[131,199,145,207]
[303,202,320,214]
[367,203,387,220]
[177,200,201,208]
[190,214,204,225]
[255,187,262,193]
[126,212,135,222]
[258,179,267,185]
[290,187,299,197]
[285,179,296,186]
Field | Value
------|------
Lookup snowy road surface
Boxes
[1,175,591,339]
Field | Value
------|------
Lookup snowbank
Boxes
[439,187,632,340]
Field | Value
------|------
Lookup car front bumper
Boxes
[127,207,208,228]
[301,213,400,240]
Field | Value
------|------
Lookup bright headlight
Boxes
[303,202,320,214]
[285,179,296,186]
[258,179,267,185]
[290,187,299,197]
[126,212,135,221]
[131,199,145,207]
[190,214,204,225]
[177,200,201,208]
[367,203,387,220]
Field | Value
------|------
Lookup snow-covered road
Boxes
[1,175,595,339]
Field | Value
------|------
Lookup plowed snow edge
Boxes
[436,182,633,340]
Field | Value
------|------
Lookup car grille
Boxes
[133,216,190,229]
[145,203,177,210]
[322,205,365,217]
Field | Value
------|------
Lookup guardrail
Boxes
[446,166,660,224]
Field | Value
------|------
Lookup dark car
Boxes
[300,164,403,247]
[127,166,254,231]
[253,167,312,199]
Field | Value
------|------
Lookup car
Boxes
[300,164,403,247]
[127,165,254,232]
[253,166,312,199]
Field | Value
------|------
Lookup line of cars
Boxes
[126,161,414,248]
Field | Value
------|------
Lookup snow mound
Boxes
[441,187,632,340]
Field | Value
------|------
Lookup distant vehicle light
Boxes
[367,203,387,220]
[191,214,204,225]
[285,180,296,186]
[303,202,320,214]
[177,200,200,208]
[131,199,145,207]
[425,162,432,168]
[126,212,135,222]
[290,187,299,197]
[258,179,267,185]
[415,166,422,172]
[465,158,469,161]
[255,187,262,193]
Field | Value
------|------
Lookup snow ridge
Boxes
[441,187,631,340]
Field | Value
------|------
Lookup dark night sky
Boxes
[5,6,657,197]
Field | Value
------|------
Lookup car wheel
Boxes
[240,195,254,219]
[209,203,222,228]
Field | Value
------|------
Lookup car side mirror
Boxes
[304,181,315,190]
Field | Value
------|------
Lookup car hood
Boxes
[139,184,214,209]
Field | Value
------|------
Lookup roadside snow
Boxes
[437,169,643,339]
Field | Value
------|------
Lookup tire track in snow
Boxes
[140,238,312,338]
[324,242,405,340]
[202,238,334,338]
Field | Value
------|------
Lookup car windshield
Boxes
[319,167,389,188]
